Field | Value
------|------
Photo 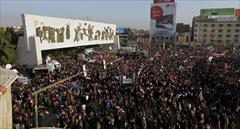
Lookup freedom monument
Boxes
[17,14,118,65]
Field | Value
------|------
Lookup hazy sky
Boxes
[0,0,239,29]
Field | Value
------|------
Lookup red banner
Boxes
[151,6,163,20]
[235,9,240,17]
[154,0,175,3]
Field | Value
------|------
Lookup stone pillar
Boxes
[0,87,12,129]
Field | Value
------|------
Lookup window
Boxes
[227,24,231,27]
[210,39,214,42]
[226,35,231,38]
[195,24,198,27]
[203,34,207,37]
[203,29,207,32]
[210,34,215,37]
[218,29,223,32]
[234,35,239,37]
[219,24,223,27]
[204,24,208,27]
[203,39,207,42]
[218,40,222,43]
[235,29,239,33]
[226,29,231,32]
[211,29,215,32]
[194,34,197,37]
[226,40,230,43]
[218,34,222,37]
[236,24,240,27]
[195,29,198,32]
[211,24,215,27]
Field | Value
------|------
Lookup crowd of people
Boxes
[10,48,240,129]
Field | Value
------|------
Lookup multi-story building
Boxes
[192,8,240,48]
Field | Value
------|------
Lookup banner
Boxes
[154,0,175,3]
[235,9,240,17]
[200,8,234,16]
[178,36,186,44]
[17,77,28,84]
[150,3,176,38]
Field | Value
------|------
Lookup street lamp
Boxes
[32,72,84,127]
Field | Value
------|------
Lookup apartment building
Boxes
[192,8,240,47]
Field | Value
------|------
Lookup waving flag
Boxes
[168,72,176,84]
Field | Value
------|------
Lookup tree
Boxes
[0,27,17,65]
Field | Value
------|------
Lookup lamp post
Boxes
[34,94,38,127]
[32,72,84,127]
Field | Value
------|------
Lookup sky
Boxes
[0,0,239,30]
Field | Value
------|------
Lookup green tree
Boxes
[6,27,23,47]
[0,27,17,65]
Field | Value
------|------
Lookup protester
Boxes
[11,48,240,129]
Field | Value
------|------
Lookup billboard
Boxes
[178,36,186,44]
[200,8,234,16]
[150,3,176,38]
[235,9,240,17]
[154,0,175,3]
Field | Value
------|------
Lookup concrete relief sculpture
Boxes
[108,27,115,40]
[48,27,56,43]
[101,29,106,40]
[36,27,43,43]
[36,26,65,43]
[56,27,65,42]
[94,30,101,40]
[101,26,114,40]
[74,25,84,42]
[42,26,50,41]
[66,25,70,39]
[36,22,115,43]
[87,24,94,40]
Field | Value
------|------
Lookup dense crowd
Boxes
[10,48,240,129]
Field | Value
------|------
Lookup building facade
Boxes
[192,8,240,47]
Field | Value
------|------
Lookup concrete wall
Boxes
[17,36,42,65]
[0,87,12,129]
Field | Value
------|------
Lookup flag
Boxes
[217,121,221,129]
[213,52,225,57]
[168,72,176,84]
[140,87,145,94]
[224,63,230,71]
[116,106,125,113]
